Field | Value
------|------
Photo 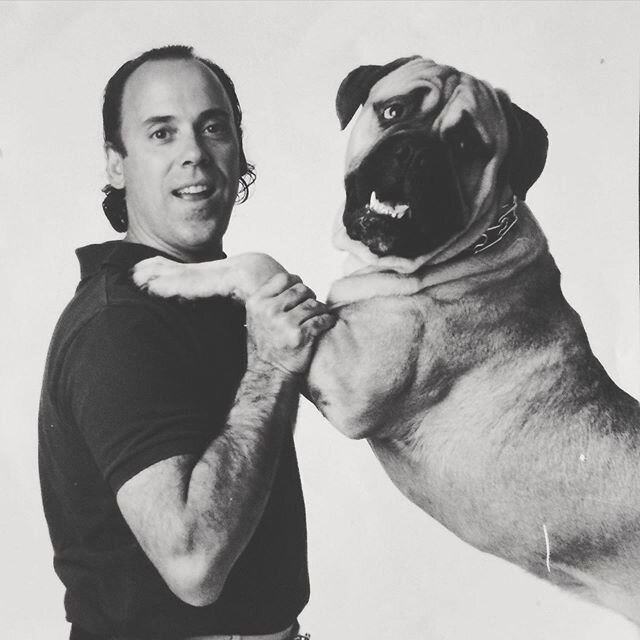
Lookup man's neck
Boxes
[123,232,224,264]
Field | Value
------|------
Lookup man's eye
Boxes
[150,128,170,140]
[204,122,228,136]
[382,103,405,121]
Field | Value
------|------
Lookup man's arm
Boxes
[116,272,335,606]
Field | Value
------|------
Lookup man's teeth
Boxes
[176,185,210,195]
[368,191,409,219]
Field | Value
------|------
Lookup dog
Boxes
[133,57,640,624]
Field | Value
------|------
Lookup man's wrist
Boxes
[245,357,304,383]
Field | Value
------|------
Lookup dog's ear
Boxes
[497,91,549,200]
[336,56,420,130]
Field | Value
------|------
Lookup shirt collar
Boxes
[76,241,183,280]
[77,239,228,282]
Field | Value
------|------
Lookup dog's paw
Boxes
[132,256,196,299]
[132,253,291,302]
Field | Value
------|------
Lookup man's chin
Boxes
[171,225,227,262]
[178,191,234,221]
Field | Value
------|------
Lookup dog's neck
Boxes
[327,199,549,307]
[457,195,519,259]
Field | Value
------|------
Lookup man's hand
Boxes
[246,272,336,377]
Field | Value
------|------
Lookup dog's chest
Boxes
[366,287,579,528]
[370,361,549,554]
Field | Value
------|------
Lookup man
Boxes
[38,45,333,640]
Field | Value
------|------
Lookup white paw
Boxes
[132,253,290,302]
[132,256,192,299]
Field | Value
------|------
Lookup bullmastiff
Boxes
[133,57,640,624]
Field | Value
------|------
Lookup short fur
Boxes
[133,58,640,624]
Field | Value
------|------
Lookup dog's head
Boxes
[336,57,548,261]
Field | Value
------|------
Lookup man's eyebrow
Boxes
[141,115,176,127]
[141,109,231,128]
[197,108,232,123]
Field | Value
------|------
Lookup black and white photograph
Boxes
[1,2,639,639]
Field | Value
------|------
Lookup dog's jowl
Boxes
[133,57,640,625]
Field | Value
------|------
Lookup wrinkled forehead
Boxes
[366,57,459,105]
[344,57,506,174]
[344,58,462,173]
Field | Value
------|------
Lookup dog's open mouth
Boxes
[345,190,416,257]
[368,191,411,220]
[343,132,469,258]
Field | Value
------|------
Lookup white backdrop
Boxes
[0,1,638,638]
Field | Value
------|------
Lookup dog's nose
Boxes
[392,144,412,164]
[410,148,428,171]
[384,133,441,173]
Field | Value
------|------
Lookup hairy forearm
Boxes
[176,364,299,597]
[188,365,297,550]
[119,364,301,606]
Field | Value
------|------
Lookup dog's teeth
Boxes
[369,192,390,215]
[368,192,410,219]
[373,192,390,214]
[395,204,409,219]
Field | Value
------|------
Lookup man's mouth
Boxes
[172,183,215,201]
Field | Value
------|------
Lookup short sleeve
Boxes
[61,303,213,493]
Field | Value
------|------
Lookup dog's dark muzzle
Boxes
[343,131,468,258]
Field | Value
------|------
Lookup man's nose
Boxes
[180,131,210,166]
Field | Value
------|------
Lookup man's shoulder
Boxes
[45,240,246,375]
[59,269,153,333]
[49,242,174,354]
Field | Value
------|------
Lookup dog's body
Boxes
[310,202,640,621]
[133,58,640,622]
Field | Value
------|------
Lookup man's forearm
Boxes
[176,363,300,600]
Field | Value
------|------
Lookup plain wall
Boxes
[0,1,638,638]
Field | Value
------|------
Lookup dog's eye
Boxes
[444,111,492,162]
[445,130,467,155]
[382,103,405,121]
[446,121,486,160]
[451,136,467,153]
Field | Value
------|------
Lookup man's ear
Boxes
[105,145,126,189]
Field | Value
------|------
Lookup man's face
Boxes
[106,58,241,262]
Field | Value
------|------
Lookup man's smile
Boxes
[172,182,216,201]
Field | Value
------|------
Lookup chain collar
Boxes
[467,195,519,256]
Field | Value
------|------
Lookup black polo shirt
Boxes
[38,241,309,638]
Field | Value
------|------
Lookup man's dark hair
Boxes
[101,44,256,232]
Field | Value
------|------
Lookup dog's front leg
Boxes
[132,253,288,301]
[306,296,427,440]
